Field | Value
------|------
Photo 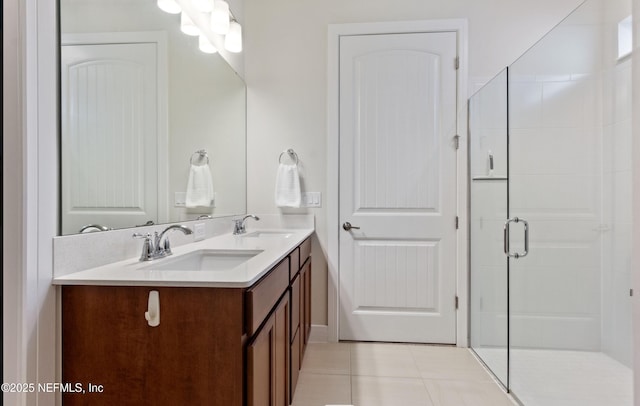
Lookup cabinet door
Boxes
[291,273,301,341]
[62,286,244,406]
[301,259,312,348]
[148,288,244,405]
[248,312,276,406]
[248,294,290,406]
[275,293,290,406]
[290,329,301,402]
[62,286,149,405]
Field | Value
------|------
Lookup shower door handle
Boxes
[504,217,529,259]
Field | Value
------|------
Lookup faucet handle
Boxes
[162,237,172,256]
[232,218,245,235]
[132,233,155,261]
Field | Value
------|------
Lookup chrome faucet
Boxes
[154,225,193,257]
[233,215,260,235]
[133,224,193,261]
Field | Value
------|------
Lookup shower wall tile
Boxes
[541,80,588,128]
[509,127,597,175]
[612,119,632,172]
[613,61,632,122]
[509,82,543,129]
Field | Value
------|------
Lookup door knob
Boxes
[342,222,361,231]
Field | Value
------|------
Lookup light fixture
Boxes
[224,20,242,53]
[157,0,181,14]
[210,0,230,35]
[191,0,213,13]
[180,12,200,36]
[199,35,218,54]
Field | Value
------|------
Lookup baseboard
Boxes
[309,324,328,343]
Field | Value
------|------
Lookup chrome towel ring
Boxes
[278,149,299,165]
[190,149,209,165]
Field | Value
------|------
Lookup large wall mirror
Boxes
[59,0,246,235]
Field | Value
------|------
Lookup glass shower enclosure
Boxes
[469,1,633,405]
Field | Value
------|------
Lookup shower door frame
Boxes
[467,66,511,392]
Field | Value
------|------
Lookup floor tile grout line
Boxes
[409,345,438,406]
[349,343,353,405]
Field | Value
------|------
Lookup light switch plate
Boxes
[301,192,321,207]
[175,192,216,208]
[174,192,186,207]
[194,223,206,241]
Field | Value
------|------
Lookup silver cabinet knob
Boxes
[342,222,361,231]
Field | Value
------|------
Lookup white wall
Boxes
[3,0,25,404]
[244,0,582,326]
[631,0,640,402]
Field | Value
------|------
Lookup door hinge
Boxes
[455,56,460,70]
[455,216,459,229]
[453,134,460,150]
[631,289,634,297]
[455,296,459,310]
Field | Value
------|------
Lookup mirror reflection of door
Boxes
[61,34,167,234]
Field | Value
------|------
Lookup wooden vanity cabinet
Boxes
[289,237,312,401]
[61,237,312,406]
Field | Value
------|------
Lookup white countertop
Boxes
[52,228,314,288]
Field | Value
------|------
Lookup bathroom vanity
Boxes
[56,230,312,405]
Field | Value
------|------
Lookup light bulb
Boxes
[157,0,181,14]
[210,0,230,35]
[224,21,242,53]
[192,0,213,13]
[180,12,200,36]
[199,35,218,54]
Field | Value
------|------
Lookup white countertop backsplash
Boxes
[53,214,314,281]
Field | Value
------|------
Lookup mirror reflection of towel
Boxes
[186,164,214,208]
[275,163,301,208]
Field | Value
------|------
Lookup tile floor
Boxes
[291,342,516,406]
[476,348,633,406]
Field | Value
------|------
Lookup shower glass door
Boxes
[469,69,509,388]
[470,1,633,404]
[507,1,632,404]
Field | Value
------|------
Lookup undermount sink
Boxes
[242,231,293,238]
[141,249,263,272]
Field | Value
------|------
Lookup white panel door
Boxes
[339,32,458,343]
[61,42,158,234]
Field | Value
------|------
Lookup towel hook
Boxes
[278,149,299,165]
[190,149,209,165]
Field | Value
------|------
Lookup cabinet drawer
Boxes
[246,257,290,336]
[300,237,311,265]
[289,247,300,281]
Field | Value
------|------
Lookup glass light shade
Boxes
[192,0,213,13]
[199,35,218,54]
[180,12,200,36]
[224,21,242,53]
[157,0,181,14]
[210,0,230,35]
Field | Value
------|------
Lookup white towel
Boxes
[275,163,301,207]
[186,164,214,208]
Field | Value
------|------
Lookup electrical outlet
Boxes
[194,223,206,241]
[301,192,321,208]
